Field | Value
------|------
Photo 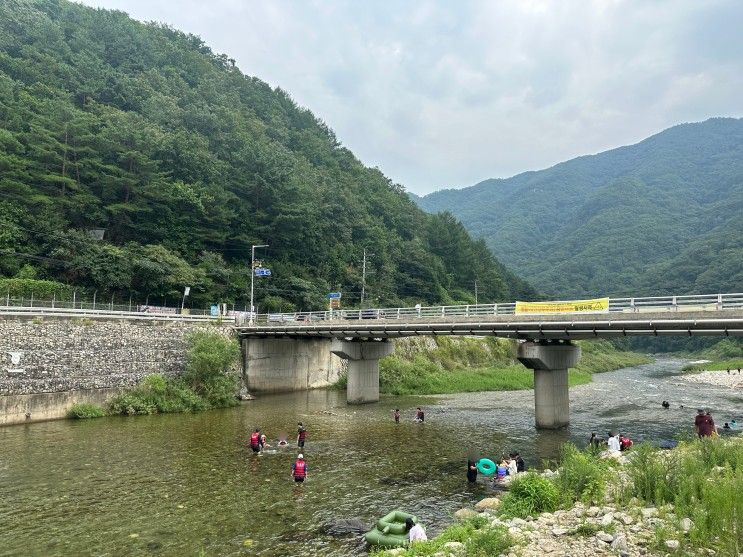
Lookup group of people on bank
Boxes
[249,422,308,482]
[467,452,525,484]
[589,431,633,453]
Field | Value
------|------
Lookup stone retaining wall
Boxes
[0,316,235,425]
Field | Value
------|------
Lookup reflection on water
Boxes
[0,358,739,556]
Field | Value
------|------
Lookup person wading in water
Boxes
[291,454,308,483]
[297,422,306,448]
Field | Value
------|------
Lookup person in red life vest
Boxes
[249,429,262,453]
[297,422,306,448]
[291,454,308,483]
[619,434,633,451]
[414,407,424,422]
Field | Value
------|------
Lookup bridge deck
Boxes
[236,308,743,340]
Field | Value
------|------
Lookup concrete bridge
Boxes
[237,293,743,429]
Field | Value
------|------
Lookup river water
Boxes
[1,358,741,557]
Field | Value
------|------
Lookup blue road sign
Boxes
[327,292,342,299]
[254,267,272,277]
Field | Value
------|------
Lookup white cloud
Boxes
[77,0,743,194]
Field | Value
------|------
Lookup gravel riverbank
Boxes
[682,369,743,389]
[375,439,743,557]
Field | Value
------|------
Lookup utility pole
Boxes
[474,280,478,305]
[249,244,269,325]
[360,248,373,307]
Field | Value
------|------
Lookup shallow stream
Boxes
[1,358,740,556]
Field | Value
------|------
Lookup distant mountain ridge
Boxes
[416,118,743,298]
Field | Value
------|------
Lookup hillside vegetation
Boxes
[0,0,534,311]
[417,118,743,299]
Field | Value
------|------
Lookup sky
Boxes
[77,0,743,195]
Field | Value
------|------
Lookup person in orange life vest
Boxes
[297,422,306,448]
[291,454,308,483]
[249,429,263,453]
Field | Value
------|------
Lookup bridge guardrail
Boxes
[3,292,742,326]
[241,292,743,326]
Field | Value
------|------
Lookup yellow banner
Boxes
[515,297,610,315]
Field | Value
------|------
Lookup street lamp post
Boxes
[249,244,269,325]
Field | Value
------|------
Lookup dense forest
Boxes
[417,118,743,298]
[0,0,535,311]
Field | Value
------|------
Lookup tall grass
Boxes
[498,472,560,518]
[554,443,614,506]
[66,402,106,419]
[371,516,513,557]
[107,331,240,416]
[624,439,743,556]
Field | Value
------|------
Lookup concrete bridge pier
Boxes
[331,339,394,404]
[517,340,581,429]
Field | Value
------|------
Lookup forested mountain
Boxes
[0,0,535,311]
[417,118,743,298]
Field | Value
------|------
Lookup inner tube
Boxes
[476,458,496,476]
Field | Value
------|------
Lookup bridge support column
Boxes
[330,339,394,404]
[517,341,581,429]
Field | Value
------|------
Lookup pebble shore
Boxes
[378,459,714,557]
[682,369,743,389]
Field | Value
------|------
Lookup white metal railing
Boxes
[2,292,742,326]
[240,292,743,326]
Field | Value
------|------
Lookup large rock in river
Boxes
[454,508,479,520]
[474,497,501,511]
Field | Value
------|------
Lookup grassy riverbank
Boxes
[681,338,743,373]
[67,331,240,418]
[352,337,651,395]
[682,358,743,373]
[376,437,743,557]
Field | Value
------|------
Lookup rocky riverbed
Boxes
[376,446,731,557]
[381,498,697,557]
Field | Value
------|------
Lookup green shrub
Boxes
[183,331,240,407]
[0,277,73,299]
[555,443,612,505]
[106,333,240,417]
[66,402,106,419]
[498,472,560,518]
[571,521,602,537]
[464,525,513,556]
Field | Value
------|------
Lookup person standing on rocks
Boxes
[607,432,621,453]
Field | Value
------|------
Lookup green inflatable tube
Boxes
[364,510,418,547]
[476,458,496,476]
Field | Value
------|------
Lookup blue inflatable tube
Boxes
[476,458,496,476]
